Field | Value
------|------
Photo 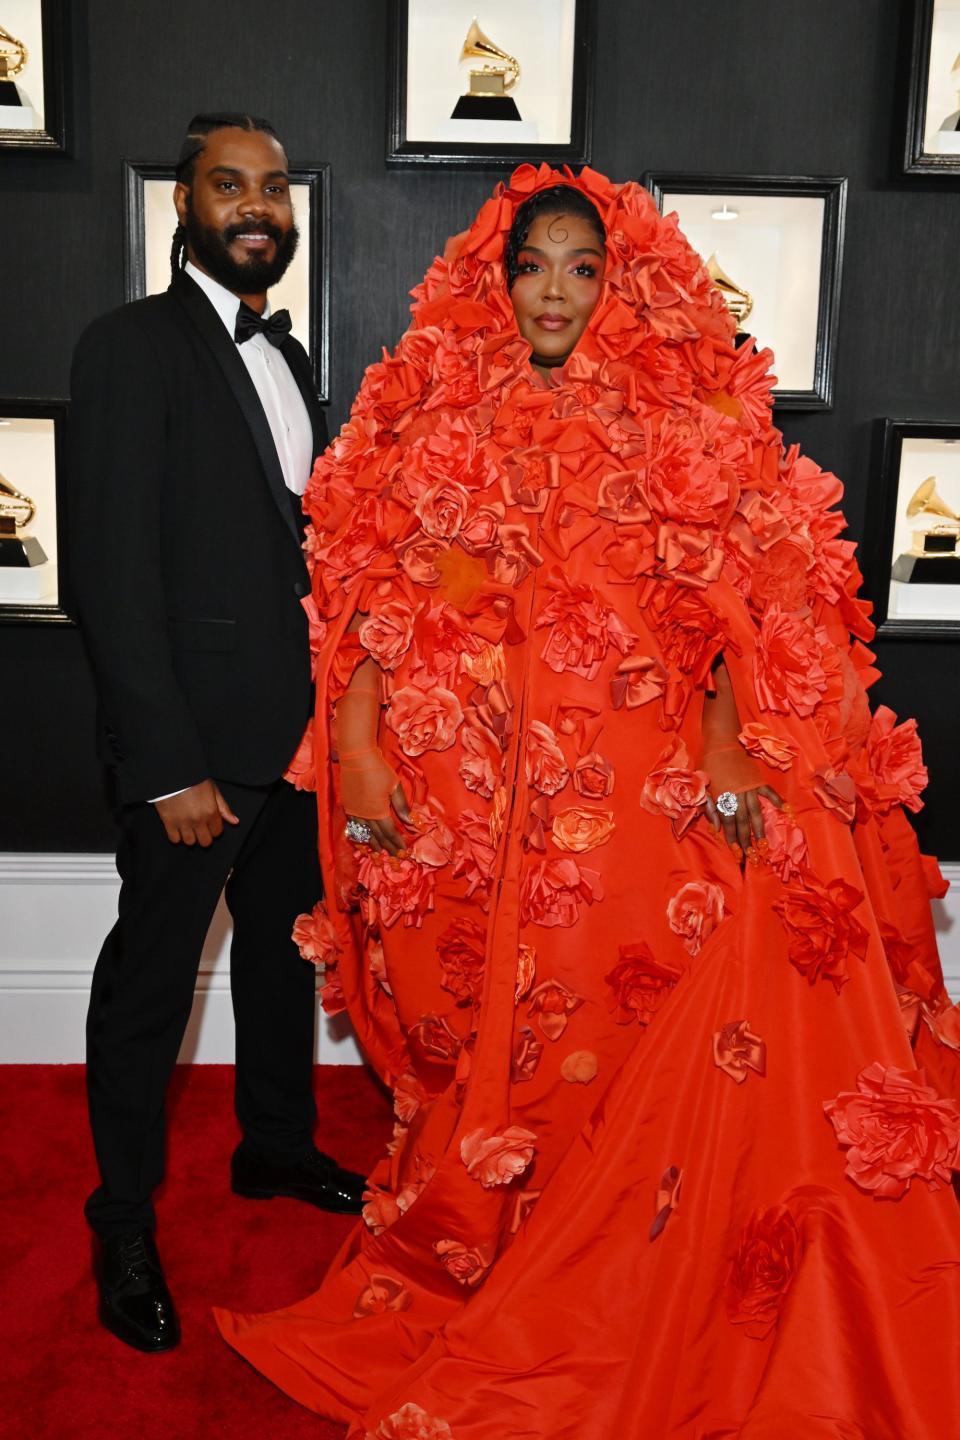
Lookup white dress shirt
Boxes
[151,264,314,805]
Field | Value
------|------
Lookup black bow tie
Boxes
[234,302,292,348]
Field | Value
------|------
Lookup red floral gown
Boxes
[217,167,960,1439]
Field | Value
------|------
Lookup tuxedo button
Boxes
[293,580,308,598]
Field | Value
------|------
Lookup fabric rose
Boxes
[353,1274,413,1318]
[393,1070,429,1124]
[726,1205,802,1340]
[773,873,868,991]
[359,600,417,671]
[460,1125,537,1187]
[408,602,479,691]
[358,853,436,930]
[535,571,634,680]
[640,738,709,838]
[641,413,737,527]
[738,722,797,771]
[757,797,808,882]
[462,639,506,687]
[526,977,584,1041]
[525,721,570,795]
[291,903,341,968]
[573,751,615,798]
[362,1190,402,1236]
[372,1402,454,1440]
[433,1239,494,1287]
[386,684,464,756]
[824,1062,960,1198]
[753,605,829,717]
[512,1025,544,1082]
[408,1012,462,1064]
[865,705,928,814]
[810,765,857,824]
[459,725,497,799]
[438,917,486,1006]
[520,857,603,929]
[452,811,497,901]
[415,478,472,540]
[666,881,725,956]
[560,1049,598,1084]
[551,806,615,853]
[712,1020,767,1084]
[605,943,684,1024]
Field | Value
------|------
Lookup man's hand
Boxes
[153,780,240,847]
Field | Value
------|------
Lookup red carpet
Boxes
[0,1064,393,1439]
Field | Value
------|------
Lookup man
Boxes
[69,113,364,1356]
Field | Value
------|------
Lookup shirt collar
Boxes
[184,260,271,339]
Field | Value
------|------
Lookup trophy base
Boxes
[450,95,522,121]
[0,90,40,130]
[0,534,48,568]
[0,79,22,107]
[891,553,960,584]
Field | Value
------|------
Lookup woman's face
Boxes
[510,210,605,366]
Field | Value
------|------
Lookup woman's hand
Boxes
[700,658,783,857]
[704,782,783,855]
[346,777,412,857]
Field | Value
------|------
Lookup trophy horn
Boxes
[706,253,754,328]
[906,475,960,522]
[460,17,520,92]
[0,23,28,80]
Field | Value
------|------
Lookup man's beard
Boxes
[184,198,299,293]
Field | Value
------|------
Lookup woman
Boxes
[218,166,960,1438]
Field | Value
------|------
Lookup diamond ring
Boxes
[716,791,739,818]
[345,817,374,845]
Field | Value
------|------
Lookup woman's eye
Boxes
[573,264,598,278]
[517,260,540,274]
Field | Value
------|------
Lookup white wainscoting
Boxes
[0,853,362,1064]
[0,852,958,1064]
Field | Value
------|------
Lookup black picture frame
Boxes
[0,0,68,153]
[643,173,847,413]
[0,397,71,625]
[387,0,594,169]
[121,160,332,404]
[862,418,960,639]
[903,0,960,175]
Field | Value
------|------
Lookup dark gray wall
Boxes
[2,0,958,855]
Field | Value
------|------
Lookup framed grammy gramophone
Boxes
[387,0,594,167]
[865,419,960,638]
[903,0,960,174]
[0,398,70,625]
[643,174,847,411]
[0,0,68,152]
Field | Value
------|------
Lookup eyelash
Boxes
[516,261,598,278]
[217,182,286,195]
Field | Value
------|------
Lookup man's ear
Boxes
[173,182,189,227]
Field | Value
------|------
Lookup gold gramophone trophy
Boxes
[891,476,960,585]
[450,18,522,121]
[0,21,28,107]
[0,470,48,568]
[707,254,754,334]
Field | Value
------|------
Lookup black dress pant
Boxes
[84,778,320,1236]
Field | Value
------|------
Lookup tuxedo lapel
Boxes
[170,273,303,550]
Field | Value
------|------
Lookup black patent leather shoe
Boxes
[231,1143,366,1215]
[95,1229,180,1353]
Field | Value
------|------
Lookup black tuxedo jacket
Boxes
[68,271,328,804]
